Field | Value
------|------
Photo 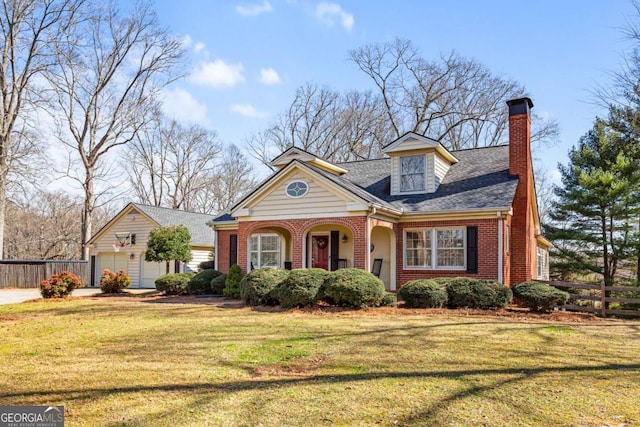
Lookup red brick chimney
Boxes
[507,97,534,285]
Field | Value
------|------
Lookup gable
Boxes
[270,146,348,175]
[89,206,159,253]
[233,164,369,221]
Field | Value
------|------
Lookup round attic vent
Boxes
[286,180,309,198]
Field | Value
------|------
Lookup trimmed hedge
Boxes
[320,268,385,308]
[188,269,222,295]
[274,268,327,308]
[210,273,227,295]
[40,271,83,298]
[445,278,512,309]
[381,292,397,307]
[513,281,569,312]
[155,272,195,295]
[399,280,448,308]
[198,260,216,270]
[224,264,242,299]
[240,268,290,306]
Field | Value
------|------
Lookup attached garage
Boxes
[97,252,128,281]
[140,259,169,288]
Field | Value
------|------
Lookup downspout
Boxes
[366,206,377,271]
[497,211,503,284]
[213,227,219,271]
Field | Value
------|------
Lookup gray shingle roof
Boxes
[133,203,215,246]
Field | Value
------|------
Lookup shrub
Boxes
[512,281,570,312]
[224,264,242,299]
[240,268,289,306]
[40,271,83,298]
[210,274,227,295]
[445,278,512,309]
[198,260,216,270]
[155,272,195,295]
[187,269,222,295]
[99,269,131,293]
[380,292,397,307]
[320,268,385,308]
[273,268,327,308]
[399,280,448,308]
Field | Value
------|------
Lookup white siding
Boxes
[248,171,353,220]
[388,137,436,151]
[433,153,451,191]
[390,153,436,195]
[186,248,212,272]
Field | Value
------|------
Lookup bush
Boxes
[513,281,569,312]
[399,280,448,308]
[224,264,242,299]
[445,278,512,309]
[210,274,227,295]
[198,260,216,270]
[99,269,131,293]
[155,272,195,295]
[40,271,83,298]
[187,269,222,295]
[240,268,289,306]
[273,268,327,308]
[381,292,397,307]
[320,268,385,308]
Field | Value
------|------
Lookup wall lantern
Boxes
[342,234,348,244]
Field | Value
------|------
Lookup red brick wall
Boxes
[396,219,501,288]
[509,111,534,285]
[216,229,237,273]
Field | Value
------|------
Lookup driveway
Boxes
[0,288,153,305]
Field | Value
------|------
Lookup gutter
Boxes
[497,211,503,284]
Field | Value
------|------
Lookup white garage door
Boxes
[140,260,166,288]
[97,253,128,284]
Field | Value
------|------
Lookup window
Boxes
[249,234,281,268]
[286,180,309,198]
[400,155,425,192]
[404,228,466,269]
[537,246,549,280]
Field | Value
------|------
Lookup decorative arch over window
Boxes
[286,180,309,198]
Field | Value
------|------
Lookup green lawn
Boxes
[0,298,638,426]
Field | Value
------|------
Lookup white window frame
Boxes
[399,154,426,193]
[537,246,549,280]
[249,233,281,269]
[285,180,309,198]
[403,227,466,270]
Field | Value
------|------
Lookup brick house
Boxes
[210,97,551,290]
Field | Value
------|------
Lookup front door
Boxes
[312,235,329,270]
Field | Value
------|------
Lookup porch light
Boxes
[342,234,348,244]
[129,253,135,260]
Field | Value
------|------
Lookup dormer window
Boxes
[400,155,425,192]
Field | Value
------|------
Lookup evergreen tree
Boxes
[145,225,192,274]
[546,118,640,289]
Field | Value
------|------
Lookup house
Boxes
[210,97,552,290]
[88,202,215,288]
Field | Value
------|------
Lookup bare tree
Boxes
[0,0,83,258]
[45,1,184,259]
[125,113,223,210]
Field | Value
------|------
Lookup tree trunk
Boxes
[165,260,170,274]
[0,150,7,259]
[81,168,94,261]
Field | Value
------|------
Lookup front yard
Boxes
[0,297,638,426]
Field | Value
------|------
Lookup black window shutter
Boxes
[229,234,238,266]
[466,226,478,273]
[330,230,340,271]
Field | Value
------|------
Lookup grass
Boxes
[0,299,639,426]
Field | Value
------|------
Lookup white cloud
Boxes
[316,2,354,32]
[182,34,193,48]
[231,104,269,118]
[194,42,206,54]
[259,68,281,85]
[236,1,272,16]
[191,60,245,88]
[162,88,209,125]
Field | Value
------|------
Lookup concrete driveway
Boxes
[0,288,153,305]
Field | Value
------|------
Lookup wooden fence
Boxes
[540,280,640,318]
[0,260,89,289]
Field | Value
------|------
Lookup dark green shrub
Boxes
[210,274,227,295]
[187,269,222,295]
[240,268,290,306]
[513,281,569,312]
[273,268,327,308]
[198,260,216,270]
[40,271,83,298]
[446,278,512,309]
[224,264,243,298]
[430,277,457,286]
[399,280,448,308]
[155,272,195,295]
[381,292,397,307]
[320,268,385,308]
[99,269,131,293]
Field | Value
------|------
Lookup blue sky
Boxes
[152,0,637,178]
